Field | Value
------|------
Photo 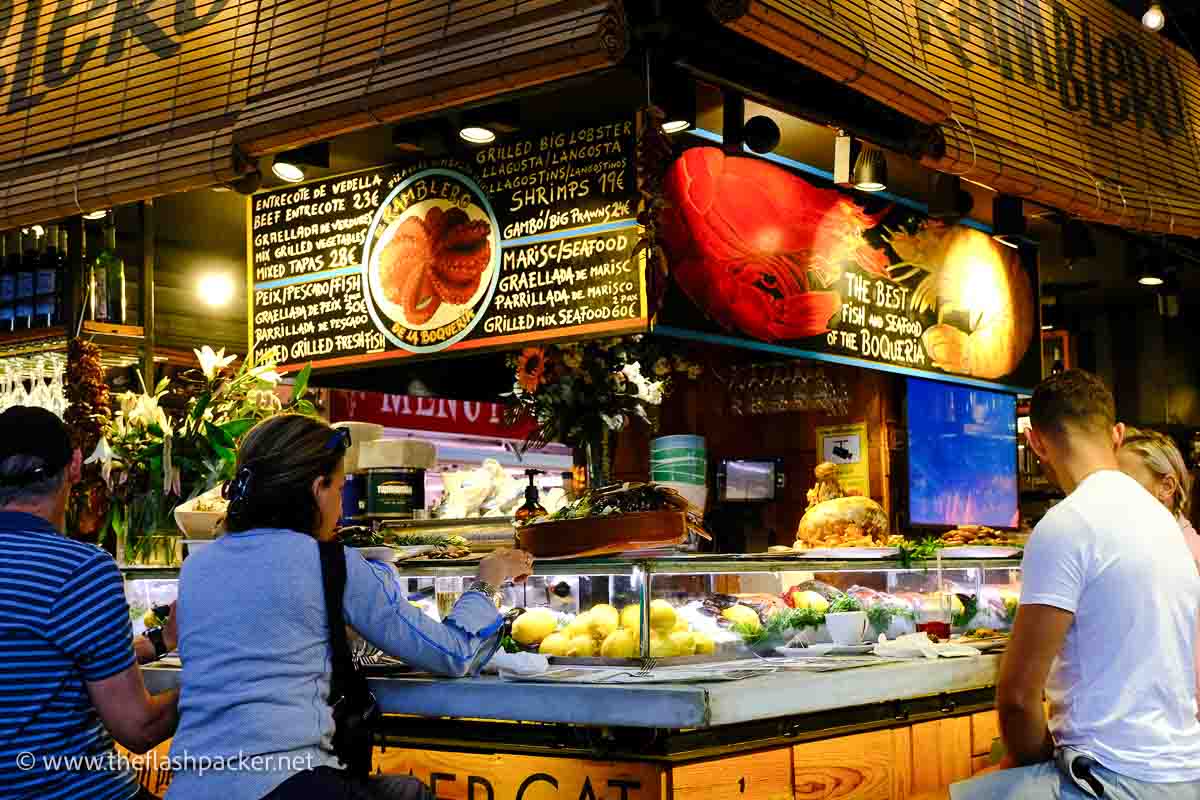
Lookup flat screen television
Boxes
[906,377,1019,529]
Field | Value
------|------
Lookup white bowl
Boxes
[174,508,224,539]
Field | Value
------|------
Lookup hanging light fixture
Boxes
[992,194,1026,249]
[458,126,496,145]
[852,144,888,192]
[1137,246,1166,286]
[83,209,108,220]
[743,115,781,154]
[1143,2,1165,31]
[271,142,329,183]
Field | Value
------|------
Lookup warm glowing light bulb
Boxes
[1143,3,1165,31]
[458,126,496,144]
[1139,275,1165,287]
[198,272,235,307]
[272,161,305,183]
[83,209,108,220]
[661,120,691,134]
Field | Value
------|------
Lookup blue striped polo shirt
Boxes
[0,512,139,800]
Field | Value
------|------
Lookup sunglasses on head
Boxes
[326,427,352,452]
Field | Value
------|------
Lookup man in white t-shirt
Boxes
[922,369,1200,800]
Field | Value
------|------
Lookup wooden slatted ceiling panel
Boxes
[236,0,628,155]
[0,127,241,229]
[709,0,952,124]
[0,0,624,226]
[713,0,1200,237]
[0,0,258,163]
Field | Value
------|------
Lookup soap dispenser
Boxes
[515,469,548,523]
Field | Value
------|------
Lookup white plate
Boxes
[356,546,399,562]
[939,546,1022,558]
[954,637,1009,652]
[795,547,900,559]
[777,643,875,657]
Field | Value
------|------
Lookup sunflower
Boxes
[516,347,547,392]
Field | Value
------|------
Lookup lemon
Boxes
[694,633,715,655]
[619,604,642,633]
[567,635,596,657]
[791,590,830,614]
[512,608,558,646]
[673,617,690,632]
[722,604,761,631]
[649,632,676,658]
[142,611,159,629]
[600,628,638,659]
[538,632,572,657]
[563,613,591,640]
[588,604,619,639]
[649,599,677,632]
[669,630,696,656]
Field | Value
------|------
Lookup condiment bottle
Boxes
[515,469,548,523]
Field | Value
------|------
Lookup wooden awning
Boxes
[711,0,1200,238]
[0,0,627,225]
[709,0,952,125]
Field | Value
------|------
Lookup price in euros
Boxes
[598,170,625,194]
[352,190,380,210]
[329,247,359,269]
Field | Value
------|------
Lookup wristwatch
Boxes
[145,626,169,661]
[468,580,502,607]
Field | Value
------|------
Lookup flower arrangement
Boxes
[504,336,701,455]
[90,346,316,561]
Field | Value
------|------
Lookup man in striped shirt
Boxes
[0,407,179,800]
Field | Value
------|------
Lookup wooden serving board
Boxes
[516,510,689,558]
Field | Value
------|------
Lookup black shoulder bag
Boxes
[317,541,381,780]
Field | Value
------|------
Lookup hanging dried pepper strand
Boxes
[64,337,112,543]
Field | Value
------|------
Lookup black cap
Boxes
[0,406,73,485]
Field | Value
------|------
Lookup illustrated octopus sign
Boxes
[657,147,1039,388]
[249,119,645,371]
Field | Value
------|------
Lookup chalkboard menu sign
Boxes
[250,119,644,371]
[657,146,1040,390]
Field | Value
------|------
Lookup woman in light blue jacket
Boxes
[166,414,532,800]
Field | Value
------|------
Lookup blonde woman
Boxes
[1119,426,1200,723]
[1118,427,1200,558]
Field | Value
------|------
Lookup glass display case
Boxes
[390,555,1023,662]
[121,556,1021,663]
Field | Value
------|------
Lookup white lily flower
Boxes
[637,380,665,406]
[251,365,282,385]
[85,437,115,486]
[194,345,237,381]
[620,362,644,384]
[119,391,138,418]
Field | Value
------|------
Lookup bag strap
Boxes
[317,541,356,704]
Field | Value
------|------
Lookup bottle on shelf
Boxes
[103,222,125,324]
[35,224,60,328]
[15,228,37,331]
[88,222,109,322]
[0,233,15,333]
[515,469,548,524]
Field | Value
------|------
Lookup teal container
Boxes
[651,436,706,486]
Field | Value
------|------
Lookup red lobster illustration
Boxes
[660,147,888,342]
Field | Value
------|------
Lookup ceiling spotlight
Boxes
[743,115,781,154]
[928,173,974,219]
[271,142,329,184]
[1143,2,1165,31]
[458,126,496,145]
[992,194,1026,248]
[661,119,691,134]
[1138,270,1165,287]
[83,209,108,220]
[198,272,235,307]
[852,145,888,192]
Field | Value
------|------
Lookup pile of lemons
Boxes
[511,600,715,658]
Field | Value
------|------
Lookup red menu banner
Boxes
[329,390,536,440]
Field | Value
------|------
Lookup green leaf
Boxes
[295,399,318,417]
[155,376,171,395]
[292,363,312,401]
[191,392,212,424]
[205,421,236,450]
[220,418,256,441]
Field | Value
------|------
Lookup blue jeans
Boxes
[261,767,433,800]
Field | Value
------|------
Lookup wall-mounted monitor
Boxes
[905,377,1019,529]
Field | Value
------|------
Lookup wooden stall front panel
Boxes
[711,0,1200,238]
[792,728,912,800]
[908,717,974,795]
[671,748,794,800]
[376,747,667,800]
